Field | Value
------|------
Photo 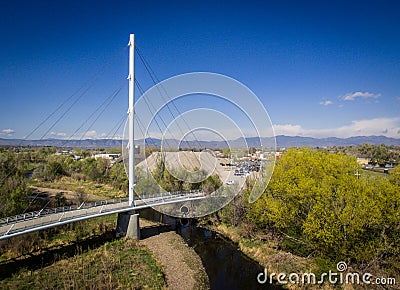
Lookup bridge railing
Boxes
[0,190,206,227]
[139,190,204,201]
[0,198,129,227]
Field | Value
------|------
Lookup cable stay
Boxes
[19,85,125,215]
[31,46,127,141]
[79,87,123,141]
[135,45,204,151]
[134,78,173,147]
[0,35,223,235]
[106,114,126,140]
[134,77,200,172]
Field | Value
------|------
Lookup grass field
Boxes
[29,176,126,199]
[0,239,166,289]
[362,168,389,178]
[0,215,166,289]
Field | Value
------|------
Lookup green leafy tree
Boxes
[389,165,400,186]
[0,151,30,217]
[222,148,231,158]
[247,148,400,263]
[80,157,110,182]
[43,160,67,181]
[109,162,128,192]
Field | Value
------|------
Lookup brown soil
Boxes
[140,220,209,290]
[29,186,107,201]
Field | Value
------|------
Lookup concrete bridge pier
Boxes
[116,211,140,239]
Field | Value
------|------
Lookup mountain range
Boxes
[1,135,399,149]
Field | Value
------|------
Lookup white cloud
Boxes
[83,130,98,138]
[79,131,109,139]
[341,91,381,101]
[273,117,400,138]
[320,100,333,106]
[47,131,117,140]
[0,128,15,136]
[50,132,67,137]
[273,124,305,136]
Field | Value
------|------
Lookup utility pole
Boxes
[128,34,135,206]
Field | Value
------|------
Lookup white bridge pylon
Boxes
[0,34,211,241]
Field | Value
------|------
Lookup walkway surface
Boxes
[0,191,207,240]
[140,220,209,290]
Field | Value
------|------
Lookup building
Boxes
[93,153,120,160]
[356,158,370,166]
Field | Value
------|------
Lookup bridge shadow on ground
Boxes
[0,230,116,279]
[0,223,173,279]
[140,224,174,239]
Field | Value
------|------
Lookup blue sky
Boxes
[0,0,399,140]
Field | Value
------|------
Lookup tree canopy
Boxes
[247,148,400,264]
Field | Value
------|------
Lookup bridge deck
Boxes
[0,191,206,240]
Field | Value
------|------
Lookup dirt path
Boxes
[29,186,106,201]
[140,220,209,290]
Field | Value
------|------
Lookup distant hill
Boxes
[122,135,400,149]
[275,135,400,147]
[0,138,122,148]
[1,135,399,149]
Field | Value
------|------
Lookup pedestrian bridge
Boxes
[0,190,207,240]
